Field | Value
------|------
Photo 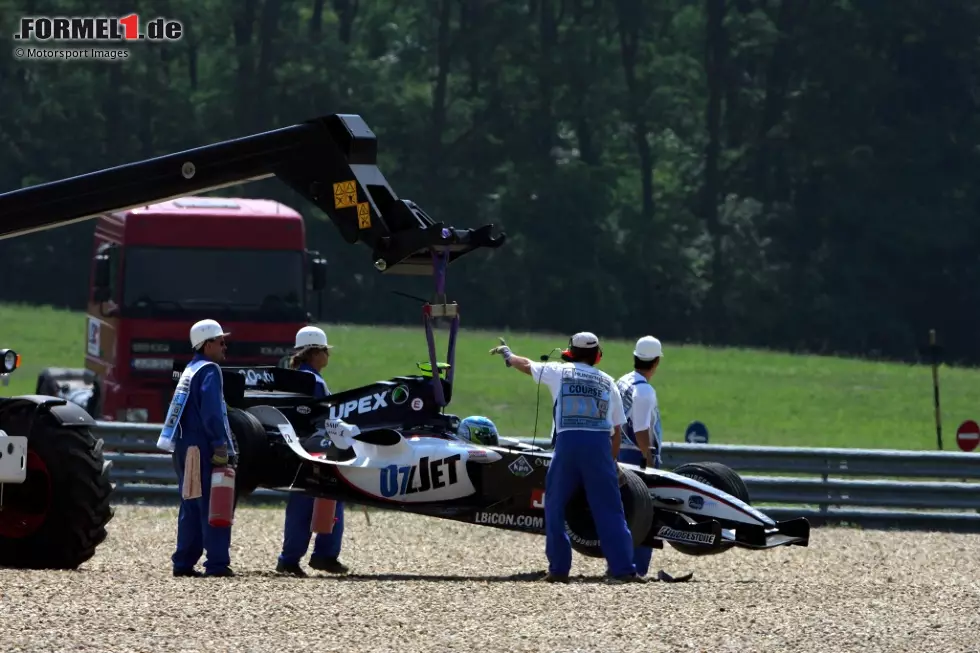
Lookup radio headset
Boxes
[496,337,561,448]
[531,346,563,448]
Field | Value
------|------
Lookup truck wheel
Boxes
[564,468,653,559]
[668,461,751,557]
[0,404,114,570]
[227,407,269,499]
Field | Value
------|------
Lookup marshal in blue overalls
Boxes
[490,332,644,583]
[157,319,237,578]
[276,326,348,576]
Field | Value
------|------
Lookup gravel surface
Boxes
[1,504,979,653]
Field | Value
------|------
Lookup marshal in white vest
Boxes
[157,358,237,455]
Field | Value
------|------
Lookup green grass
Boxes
[2,302,978,451]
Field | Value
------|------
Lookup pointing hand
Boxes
[488,337,513,367]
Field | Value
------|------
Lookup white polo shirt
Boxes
[528,360,626,435]
[615,371,661,452]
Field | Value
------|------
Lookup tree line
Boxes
[2,0,979,365]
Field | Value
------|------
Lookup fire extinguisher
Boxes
[208,466,237,528]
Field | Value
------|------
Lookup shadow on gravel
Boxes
[318,569,696,584]
[328,571,552,583]
[219,570,549,582]
[220,569,698,584]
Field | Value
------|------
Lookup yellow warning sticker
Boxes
[357,202,371,229]
[333,181,357,209]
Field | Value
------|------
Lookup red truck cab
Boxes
[83,196,326,423]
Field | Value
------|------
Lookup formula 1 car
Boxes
[217,356,811,561]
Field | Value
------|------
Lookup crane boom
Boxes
[0,113,505,275]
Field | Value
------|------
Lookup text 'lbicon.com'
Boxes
[13,14,183,42]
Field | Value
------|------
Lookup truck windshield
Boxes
[121,246,307,322]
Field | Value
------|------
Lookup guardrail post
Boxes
[820,470,829,514]
[832,454,846,511]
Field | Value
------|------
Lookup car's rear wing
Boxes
[170,363,319,404]
[0,114,506,275]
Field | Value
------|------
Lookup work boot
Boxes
[541,572,570,584]
[606,572,647,584]
[309,556,349,574]
[172,568,203,578]
[276,561,308,578]
[205,567,235,578]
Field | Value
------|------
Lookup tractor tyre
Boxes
[564,468,654,559]
[668,461,751,557]
[0,403,114,570]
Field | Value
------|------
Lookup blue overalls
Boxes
[157,353,237,576]
[615,375,663,576]
[277,363,345,567]
[544,365,637,578]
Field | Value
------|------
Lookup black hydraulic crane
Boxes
[0,113,507,406]
[0,113,506,275]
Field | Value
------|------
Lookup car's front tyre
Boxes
[563,468,654,559]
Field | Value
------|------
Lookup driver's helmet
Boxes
[457,416,500,447]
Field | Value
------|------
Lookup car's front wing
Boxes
[644,510,810,551]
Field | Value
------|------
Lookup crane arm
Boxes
[0,113,505,275]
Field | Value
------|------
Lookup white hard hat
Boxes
[570,331,600,349]
[190,319,230,349]
[295,326,333,350]
[634,335,663,360]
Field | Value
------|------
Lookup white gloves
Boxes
[321,418,360,449]
[488,337,513,367]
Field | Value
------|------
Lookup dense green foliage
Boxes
[5,302,978,450]
[2,0,980,364]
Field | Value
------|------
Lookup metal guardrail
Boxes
[92,421,980,533]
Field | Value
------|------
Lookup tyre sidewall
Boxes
[0,405,114,569]
[668,461,749,557]
[565,468,653,559]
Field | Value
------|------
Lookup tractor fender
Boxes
[0,395,97,428]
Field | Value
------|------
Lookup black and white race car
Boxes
[217,364,810,562]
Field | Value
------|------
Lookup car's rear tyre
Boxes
[564,468,653,559]
[668,461,751,556]
[0,403,114,570]
[227,407,269,499]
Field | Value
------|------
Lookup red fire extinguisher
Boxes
[208,466,236,528]
[310,497,337,534]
